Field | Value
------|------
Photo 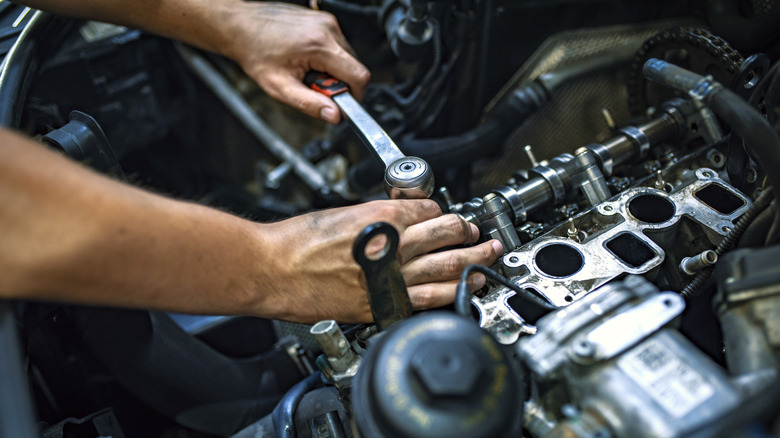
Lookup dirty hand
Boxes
[259,199,503,323]
[224,2,370,124]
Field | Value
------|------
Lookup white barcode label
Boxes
[618,338,715,418]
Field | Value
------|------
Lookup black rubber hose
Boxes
[455,264,555,322]
[272,372,323,438]
[738,201,775,248]
[643,59,780,243]
[398,81,549,166]
[348,117,507,190]
[349,77,547,194]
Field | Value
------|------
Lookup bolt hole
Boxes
[364,234,390,261]
[565,295,573,302]
[663,299,673,307]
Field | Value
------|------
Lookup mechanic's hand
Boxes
[261,199,502,323]
[224,2,370,124]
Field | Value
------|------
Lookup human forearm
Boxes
[0,130,501,323]
[13,0,234,55]
[0,128,275,316]
[13,0,370,123]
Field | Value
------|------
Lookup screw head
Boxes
[572,340,595,358]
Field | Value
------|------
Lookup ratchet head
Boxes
[384,156,435,199]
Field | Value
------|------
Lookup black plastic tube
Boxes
[455,264,555,322]
[272,372,323,438]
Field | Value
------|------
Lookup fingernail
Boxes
[472,273,486,289]
[491,240,504,257]
[470,223,479,242]
[320,107,337,124]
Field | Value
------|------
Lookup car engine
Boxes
[1,1,780,437]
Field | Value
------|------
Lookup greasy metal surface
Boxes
[474,168,751,343]
[516,276,659,377]
[584,292,685,361]
[352,222,412,331]
[517,277,741,437]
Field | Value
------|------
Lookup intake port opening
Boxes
[605,232,656,268]
[535,243,584,278]
[694,183,745,215]
[507,287,553,324]
[628,193,675,224]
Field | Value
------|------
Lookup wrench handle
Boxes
[352,222,412,331]
[304,71,349,97]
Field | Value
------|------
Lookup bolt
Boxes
[707,150,725,169]
[411,341,483,397]
[567,218,579,241]
[572,340,595,358]
[654,170,666,190]
[601,108,616,130]
[524,145,539,167]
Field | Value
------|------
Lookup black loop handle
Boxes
[352,222,399,269]
[352,222,410,331]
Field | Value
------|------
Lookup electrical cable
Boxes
[272,372,323,438]
[455,264,555,322]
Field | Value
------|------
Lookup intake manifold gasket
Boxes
[474,168,751,344]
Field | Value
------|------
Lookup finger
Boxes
[398,214,479,262]
[308,45,371,101]
[401,240,503,286]
[374,199,442,232]
[260,71,343,123]
[407,273,487,310]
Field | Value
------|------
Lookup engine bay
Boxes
[2,1,780,437]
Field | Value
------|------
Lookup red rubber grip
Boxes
[304,71,349,97]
